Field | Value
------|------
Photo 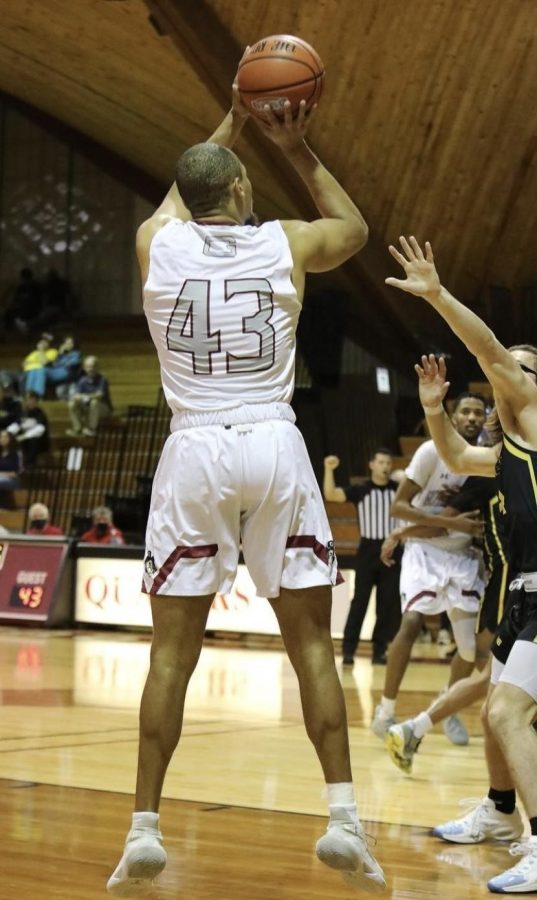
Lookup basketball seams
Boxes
[239,73,324,96]
[238,57,324,81]
[236,35,324,118]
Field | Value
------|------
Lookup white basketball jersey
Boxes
[405,439,471,552]
[143,219,300,414]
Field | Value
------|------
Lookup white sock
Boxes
[411,712,433,739]
[380,696,396,717]
[131,811,160,831]
[326,782,355,806]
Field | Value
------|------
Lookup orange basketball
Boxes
[237,35,324,119]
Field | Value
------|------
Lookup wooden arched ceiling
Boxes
[1,0,536,373]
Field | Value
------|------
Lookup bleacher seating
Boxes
[0,317,162,536]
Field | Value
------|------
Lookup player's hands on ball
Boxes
[254,100,317,150]
[232,52,251,121]
[385,236,442,302]
[415,354,450,409]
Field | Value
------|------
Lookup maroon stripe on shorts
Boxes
[151,544,218,595]
[404,589,437,611]
[286,535,344,584]
[462,590,481,600]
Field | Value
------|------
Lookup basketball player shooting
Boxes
[386,235,537,894]
[107,71,387,895]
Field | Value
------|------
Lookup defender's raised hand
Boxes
[415,354,450,410]
[385,236,441,301]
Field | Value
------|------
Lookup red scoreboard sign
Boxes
[0,539,70,623]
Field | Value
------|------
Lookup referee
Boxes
[323,449,402,666]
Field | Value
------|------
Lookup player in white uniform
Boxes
[371,393,487,748]
[107,82,386,895]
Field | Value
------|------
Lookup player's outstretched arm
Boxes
[385,236,536,419]
[416,354,499,476]
[256,101,367,272]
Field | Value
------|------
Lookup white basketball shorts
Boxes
[399,541,484,616]
[142,418,341,598]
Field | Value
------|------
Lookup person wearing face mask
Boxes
[26,502,63,536]
[80,505,125,545]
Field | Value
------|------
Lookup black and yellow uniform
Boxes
[492,434,537,665]
[449,475,510,634]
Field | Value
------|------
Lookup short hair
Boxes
[25,391,40,401]
[369,447,392,460]
[175,142,243,218]
[452,391,487,412]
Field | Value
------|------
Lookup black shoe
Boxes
[372,653,387,665]
[342,656,355,667]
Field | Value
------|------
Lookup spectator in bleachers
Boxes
[7,392,50,466]
[26,502,63,536]
[66,355,112,437]
[80,505,124,545]
[0,430,23,507]
[22,333,57,394]
[0,381,23,429]
[25,335,82,399]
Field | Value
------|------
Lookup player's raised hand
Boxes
[254,99,317,150]
[415,354,450,409]
[385,237,441,301]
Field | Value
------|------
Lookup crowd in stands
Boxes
[0,331,112,449]
[14,502,125,544]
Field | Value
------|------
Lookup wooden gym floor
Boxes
[0,629,523,899]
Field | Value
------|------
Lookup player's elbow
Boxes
[349,219,368,253]
[439,452,467,475]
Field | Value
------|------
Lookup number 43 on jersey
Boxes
[166,278,275,375]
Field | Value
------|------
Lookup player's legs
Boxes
[487,641,537,893]
[382,609,424,700]
[385,640,492,775]
[135,593,215,810]
[269,585,386,892]
[107,592,215,896]
[431,678,522,845]
[489,640,537,817]
[270,585,351,781]
[370,609,424,739]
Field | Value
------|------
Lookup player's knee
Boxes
[450,615,476,663]
[487,689,514,735]
[399,612,422,642]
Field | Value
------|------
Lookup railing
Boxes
[25,390,170,539]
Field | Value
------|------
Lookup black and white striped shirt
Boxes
[344,480,398,540]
